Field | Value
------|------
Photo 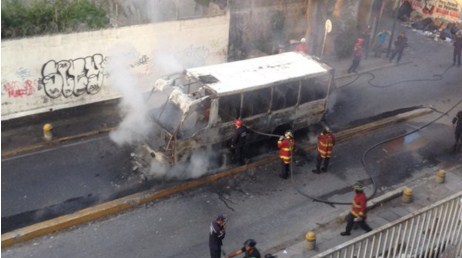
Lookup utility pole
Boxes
[305,0,314,53]
[387,0,400,57]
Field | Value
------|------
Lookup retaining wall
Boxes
[1,14,229,120]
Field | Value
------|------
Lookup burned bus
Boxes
[132,52,334,175]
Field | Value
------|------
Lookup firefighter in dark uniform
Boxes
[277,131,295,179]
[453,110,462,152]
[341,182,372,236]
[231,119,248,165]
[312,127,336,174]
[226,239,261,258]
[209,215,227,258]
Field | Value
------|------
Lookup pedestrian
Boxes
[389,32,408,64]
[452,110,462,152]
[347,40,364,73]
[209,215,227,258]
[373,30,390,58]
[312,127,335,174]
[362,26,372,59]
[231,118,248,165]
[226,239,261,258]
[452,33,462,67]
[294,37,308,54]
[277,130,295,179]
[341,182,373,236]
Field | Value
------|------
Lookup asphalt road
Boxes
[2,112,461,258]
[2,18,462,257]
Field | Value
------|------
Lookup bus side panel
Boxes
[293,100,327,129]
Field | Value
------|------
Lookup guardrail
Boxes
[312,191,462,258]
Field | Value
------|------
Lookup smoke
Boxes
[307,131,318,144]
[108,45,153,146]
[107,43,215,179]
[145,147,219,179]
[150,48,184,78]
[327,87,339,114]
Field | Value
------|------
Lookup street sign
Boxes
[325,19,332,34]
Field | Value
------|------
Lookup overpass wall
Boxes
[1,14,229,120]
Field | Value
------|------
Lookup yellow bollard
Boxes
[305,231,316,250]
[402,187,413,203]
[43,123,53,141]
[436,169,445,184]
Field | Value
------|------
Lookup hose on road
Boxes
[247,63,461,207]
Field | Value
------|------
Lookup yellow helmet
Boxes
[43,123,53,131]
[285,131,293,138]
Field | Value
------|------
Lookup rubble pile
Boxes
[400,9,462,43]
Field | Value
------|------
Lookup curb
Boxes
[267,164,462,256]
[1,128,112,159]
[1,107,433,249]
[337,186,405,223]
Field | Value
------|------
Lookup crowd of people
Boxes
[345,23,461,73]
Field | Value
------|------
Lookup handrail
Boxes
[312,191,462,258]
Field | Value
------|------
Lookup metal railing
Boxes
[312,191,462,258]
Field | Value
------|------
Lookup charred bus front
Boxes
[132,52,334,176]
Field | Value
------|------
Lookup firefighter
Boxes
[277,130,296,179]
[340,182,372,236]
[312,127,336,174]
[226,239,261,258]
[231,119,248,165]
[209,214,227,258]
[452,110,462,152]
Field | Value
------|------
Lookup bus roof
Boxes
[186,52,331,96]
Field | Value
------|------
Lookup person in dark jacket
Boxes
[452,110,462,152]
[226,239,261,258]
[341,182,372,236]
[209,215,227,258]
[231,119,248,165]
[452,34,462,67]
[389,32,408,64]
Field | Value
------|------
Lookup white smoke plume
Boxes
[327,87,339,114]
[145,147,221,179]
[107,43,217,179]
[108,45,153,146]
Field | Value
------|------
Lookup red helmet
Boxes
[234,119,243,127]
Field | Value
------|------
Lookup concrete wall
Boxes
[1,14,229,120]
[228,0,307,59]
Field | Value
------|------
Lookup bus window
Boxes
[241,87,271,118]
[300,75,329,104]
[271,82,299,111]
[179,97,211,138]
[218,94,241,122]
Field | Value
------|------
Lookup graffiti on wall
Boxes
[41,54,105,99]
[3,80,38,98]
[409,0,462,21]
[181,45,210,68]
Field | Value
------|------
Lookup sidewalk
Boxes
[269,165,462,257]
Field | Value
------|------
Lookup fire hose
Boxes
[247,63,461,207]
